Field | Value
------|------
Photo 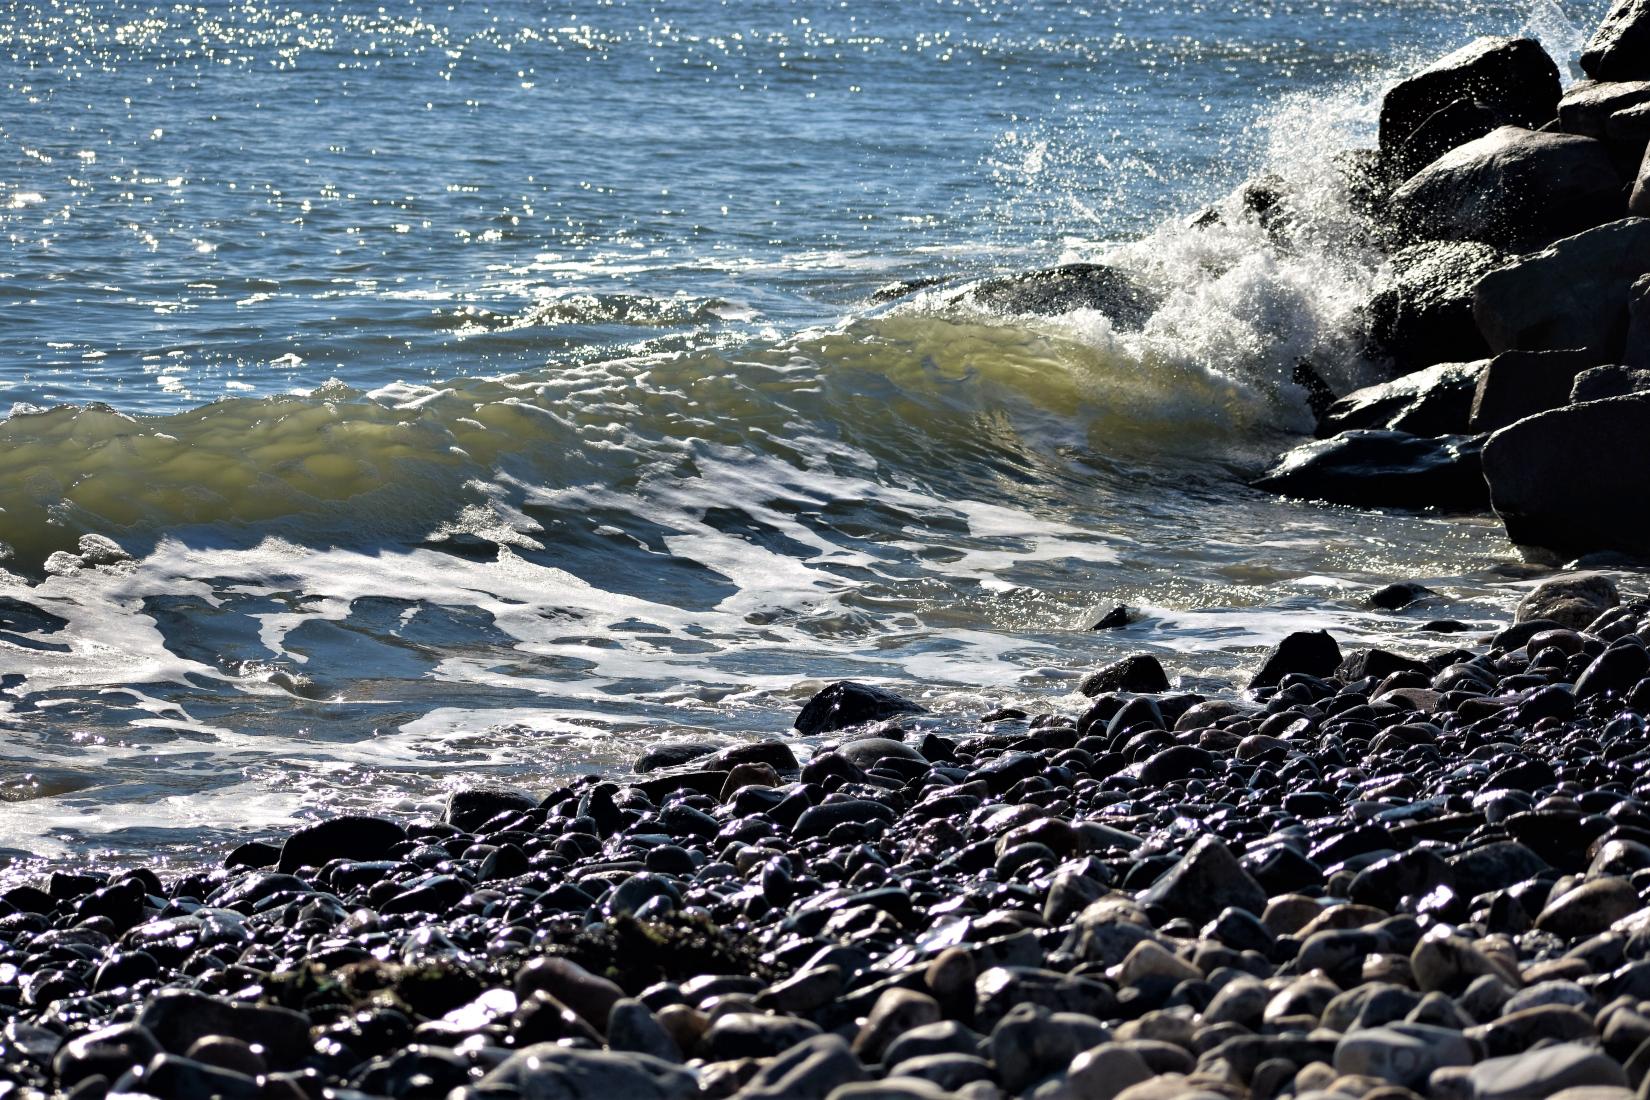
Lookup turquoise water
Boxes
[0,0,1602,866]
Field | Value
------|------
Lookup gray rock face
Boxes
[1559,80,1650,138]
[1469,349,1608,433]
[968,263,1159,326]
[1390,127,1621,249]
[1482,394,1650,555]
[1584,0,1650,81]
[1469,1042,1629,1100]
[473,1045,698,1100]
[1379,38,1561,168]
[1516,573,1621,630]
[1367,241,1504,373]
[1138,835,1267,924]
[1252,430,1488,512]
[1319,360,1484,437]
[1473,219,1650,357]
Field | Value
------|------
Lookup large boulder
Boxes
[1253,431,1488,511]
[1379,37,1561,170]
[1318,360,1483,437]
[1386,98,1514,186]
[1468,349,1606,433]
[1367,241,1503,372]
[1389,127,1621,249]
[1481,394,1650,555]
[1583,0,1650,81]
[1472,218,1650,356]
[966,264,1159,326]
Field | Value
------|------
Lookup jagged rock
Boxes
[1560,80,1650,139]
[967,264,1159,326]
[1469,349,1607,433]
[1572,364,1650,401]
[1379,38,1561,169]
[1482,394,1650,555]
[794,681,926,736]
[1473,219,1650,356]
[1138,835,1268,924]
[1390,127,1621,249]
[1249,630,1343,688]
[1368,242,1504,373]
[1583,0,1650,81]
[1252,430,1488,511]
[1318,360,1483,437]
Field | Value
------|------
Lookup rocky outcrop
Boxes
[1468,349,1605,433]
[1481,394,1650,555]
[1253,430,1487,511]
[1317,359,1482,437]
[1378,37,1561,178]
[1389,127,1621,249]
[1582,0,1650,81]
[1366,241,1503,372]
[1472,218,1650,357]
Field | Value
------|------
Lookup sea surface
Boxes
[0,0,1607,870]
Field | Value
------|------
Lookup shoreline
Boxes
[15,5,1650,1099]
[9,570,1650,1100]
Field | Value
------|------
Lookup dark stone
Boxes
[1379,38,1561,165]
[1390,127,1621,250]
[1388,98,1514,185]
[1139,835,1268,924]
[1138,745,1216,785]
[1469,349,1606,433]
[1584,0,1650,81]
[1482,394,1650,555]
[1448,840,1551,897]
[1367,242,1504,373]
[1249,630,1343,689]
[278,815,407,873]
[1337,648,1432,682]
[223,841,279,870]
[137,990,310,1065]
[968,264,1159,327]
[1473,218,1650,357]
[634,741,717,772]
[1368,582,1436,610]
[794,681,925,736]
[1318,360,1483,437]
[1577,644,1650,698]
[444,786,538,832]
[1561,80,1650,139]
[1252,431,1488,511]
[1092,605,1136,630]
[1079,654,1171,696]
[1572,364,1650,401]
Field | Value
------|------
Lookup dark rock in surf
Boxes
[1367,581,1436,610]
[1091,605,1138,630]
[967,264,1159,327]
[794,680,926,736]
[1389,127,1621,249]
[444,787,539,832]
[1469,349,1606,433]
[1249,629,1343,689]
[1482,394,1650,555]
[1317,360,1483,437]
[1378,38,1561,169]
[1253,430,1488,511]
[634,742,718,773]
[1473,219,1650,357]
[1583,0,1650,81]
[1079,654,1171,696]
[1366,241,1504,373]
[1516,572,1620,630]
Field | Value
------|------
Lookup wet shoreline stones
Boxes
[8,585,1650,1100]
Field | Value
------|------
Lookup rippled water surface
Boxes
[0,0,1609,868]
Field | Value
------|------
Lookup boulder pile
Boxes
[1255,1,1650,561]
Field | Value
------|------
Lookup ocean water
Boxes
[0,0,1605,869]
